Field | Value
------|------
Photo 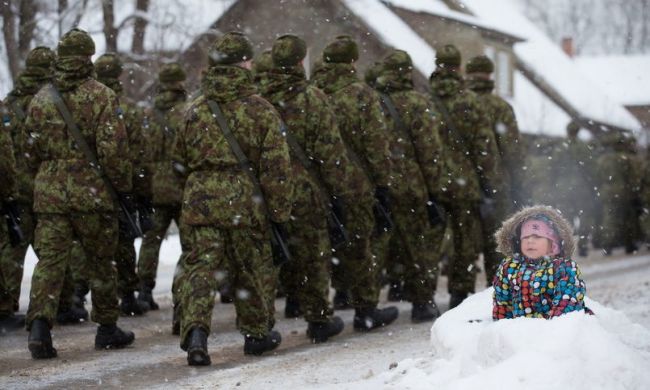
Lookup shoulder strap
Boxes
[430,93,470,155]
[47,85,142,237]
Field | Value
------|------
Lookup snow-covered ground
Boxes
[3,235,649,389]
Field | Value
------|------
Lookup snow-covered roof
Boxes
[341,0,437,77]
[575,55,650,106]
[385,0,522,40]
[461,0,641,133]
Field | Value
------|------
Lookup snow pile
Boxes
[341,289,650,390]
[575,55,650,106]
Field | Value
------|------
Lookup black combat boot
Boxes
[353,306,399,331]
[56,305,88,325]
[411,302,441,323]
[219,283,234,304]
[387,282,404,302]
[284,296,303,319]
[0,313,25,334]
[184,327,211,366]
[172,305,180,336]
[307,316,345,343]
[120,292,147,316]
[137,284,159,311]
[243,330,282,355]
[333,290,352,310]
[28,318,57,359]
[449,292,468,310]
[95,324,135,350]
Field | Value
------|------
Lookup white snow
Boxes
[341,0,437,78]
[461,0,642,133]
[575,55,650,106]
[337,289,650,390]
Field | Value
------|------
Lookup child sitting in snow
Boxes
[492,205,591,320]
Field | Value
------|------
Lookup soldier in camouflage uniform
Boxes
[640,147,650,245]
[1,47,54,330]
[0,101,20,333]
[311,35,398,330]
[136,63,188,312]
[372,49,447,321]
[428,45,503,308]
[259,34,358,341]
[171,32,292,365]
[94,53,150,316]
[24,29,135,359]
[465,55,521,282]
[596,131,643,254]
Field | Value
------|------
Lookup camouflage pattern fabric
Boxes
[138,206,181,289]
[640,155,650,242]
[0,104,17,316]
[312,60,392,308]
[429,67,503,295]
[23,47,131,328]
[374,55,446,303]
[171,63,292,343]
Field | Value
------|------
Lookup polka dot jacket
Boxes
[492,254,591,320]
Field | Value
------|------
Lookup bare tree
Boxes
[102,0,118,52]
[1,0,37,81]
[132,0,150,55]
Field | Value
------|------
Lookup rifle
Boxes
[2,201,24,247]
[206,99,291,266]
[280,121,350,249]
[48,86,143,239]
[379,93,446,227]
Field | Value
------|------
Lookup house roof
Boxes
[384,0,523,42]
[575,55,650,107]
[460,0,641,133]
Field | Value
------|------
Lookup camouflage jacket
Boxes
[376,69,445,203]
[467,77,523,193]
[311,62,393,189]
[3,71,51,204]
[429,69,503,204]
[0,102,17,201]
[143,88,187,206]
[259,66,374,212]
[25,67,132,214]
[172,65,293,227]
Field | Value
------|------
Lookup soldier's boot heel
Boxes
[243,330,282,356]
[307,316,345,343]
[353,306,399,331]
[137,285,158,311]
[411,302,441,323]
[387,283,404,302]
[448,292,468,310]
[28,319,57,359]
[120,292,148,316]
[333,290,352,310]
[185,327,211,366]
[95,324,135,350]
[284,296,303,319]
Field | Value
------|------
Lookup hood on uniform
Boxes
[26,46,55,70]
[158,62,186,83]
[94,53,123,79]
[253,50,273,75]
[435,44,461,68]
[323,35,359,64]
[465,55,494,74]
[364,61,383,87]
[495,205,576,258]
[383,49,413,72]
[57,28,95,58]
[209,31,254,66]
[272,34,306,68]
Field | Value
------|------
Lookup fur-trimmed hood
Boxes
[495,205,576,258]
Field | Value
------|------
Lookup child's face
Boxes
[521,234,552,259]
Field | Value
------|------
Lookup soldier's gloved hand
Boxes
[2,199,21,220]
[118,193,137,215]
[374,186,391,214]
[137,197,155,233]
[330,195,345,225]
[270,221,291,267]
[117,193,141,239]
[3,199,24,247]
[426,194,446,227]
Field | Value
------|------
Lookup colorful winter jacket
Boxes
[493,205,591,320]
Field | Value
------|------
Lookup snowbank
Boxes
[341,289,650,390]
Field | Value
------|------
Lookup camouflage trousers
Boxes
[279,203,333,323]
[331,202,380,308]
[480,197,511,284]
[447,202,482,295]
[115,228,139,296]
[0,202,35,315]
[178,224,274,345]
[138,205,181,289]
[384,197,444,303]
[26,212,120,329]
[58,244,90,310]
